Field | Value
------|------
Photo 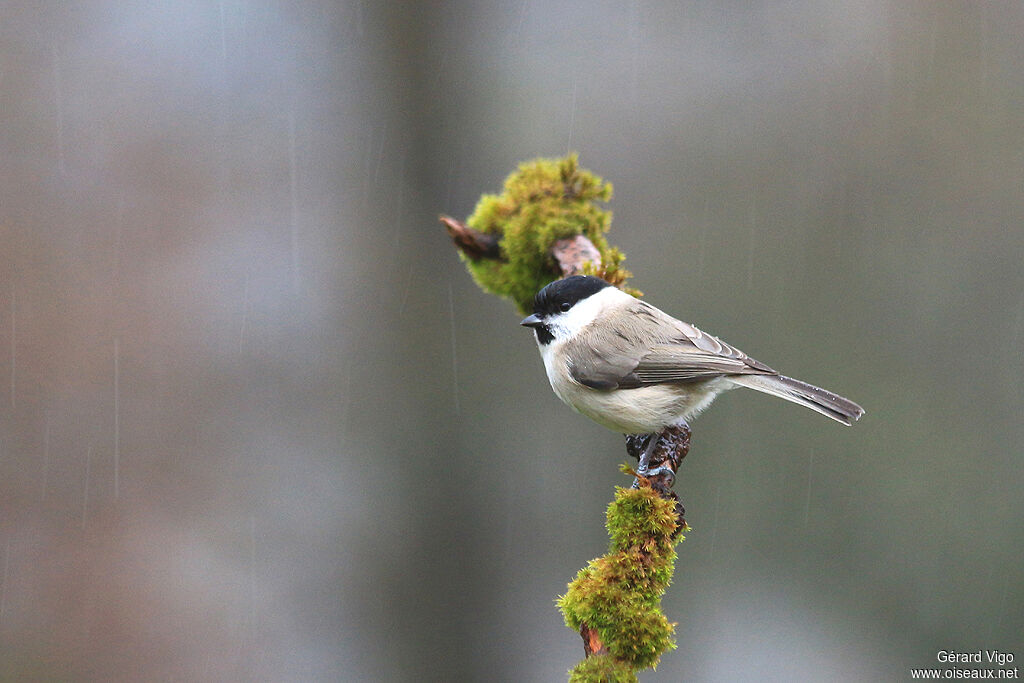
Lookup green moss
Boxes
[460,154,634,313]
[568,654,637,683]
[557,485,683,675]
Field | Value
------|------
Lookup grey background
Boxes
[1,2,1021,681]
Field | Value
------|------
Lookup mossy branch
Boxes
[559,484,684,681]
[441,154,637,315]
[442,154,684,681]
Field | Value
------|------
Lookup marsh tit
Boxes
[521,276,864,480]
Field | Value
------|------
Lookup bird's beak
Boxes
[520,313,543,328]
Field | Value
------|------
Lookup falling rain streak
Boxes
[239,271,250,354]
[1013,289,1024,401]
[1013,289,1024,348]
[82,446,93,530]
[389,154,407,274]
[0,541,8,626]
[249,515,257,639]
[0,6,1014,679]
[113,337,120,499]
[52,44,65,174]
[567,76,578,153]
[41,417,50,502]
[288,112,300,296]
[9,284,15,409]
[373,122,387,186]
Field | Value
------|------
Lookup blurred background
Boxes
[1,2,1021,681]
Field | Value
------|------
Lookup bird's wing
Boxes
[566,299,775,390]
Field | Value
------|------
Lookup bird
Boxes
[520,275,864,482]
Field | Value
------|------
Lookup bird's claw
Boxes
[631,464,676,489]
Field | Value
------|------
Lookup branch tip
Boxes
[440,215,503,260]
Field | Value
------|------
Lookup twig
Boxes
[440,215,502,260]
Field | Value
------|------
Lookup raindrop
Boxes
[114,197,124,279]
[373,122,387,186]
[1010,288,1024,352]
[113,337,120,499]
[239,270,250,354]
[362,128,374,207]
[41,416,50,502]
[52,43,65,174]
[397,263,415,318]
[391,155,406,264]
[432,50,449,94]
[82,446,92,530]
[567,76,578,153]
[0,541,8,625]
[9,284,15,410]
[249,514,257,640]
[628,0,641,123]
[288,112,300,296]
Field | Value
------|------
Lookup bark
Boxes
[440,215,502,260]
[580,623,609,658]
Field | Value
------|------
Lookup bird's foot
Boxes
[631,464,676,489]
[624,425,690,535]
[624,423,691,490]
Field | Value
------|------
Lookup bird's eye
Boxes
[559,302,571,312]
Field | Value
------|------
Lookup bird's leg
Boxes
[625,423,692,490]
[625,425,690,533]
[631,430,676,488]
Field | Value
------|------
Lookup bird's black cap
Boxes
[531,275,612,318]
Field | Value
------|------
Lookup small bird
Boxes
[520,275,864,481]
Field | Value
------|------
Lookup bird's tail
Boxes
[730,374,865,426]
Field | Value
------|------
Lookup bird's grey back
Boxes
[563,297,776,391]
